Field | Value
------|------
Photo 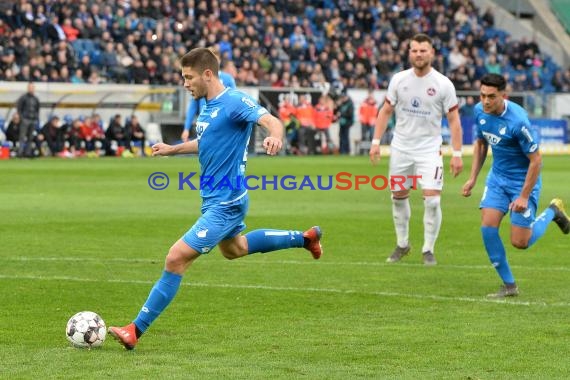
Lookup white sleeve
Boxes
[442,77,459,113]
[385,74,400,106]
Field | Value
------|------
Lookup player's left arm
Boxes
[446,106,463,177]
[257,113,284,156]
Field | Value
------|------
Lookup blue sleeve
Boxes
[220,72,236,89]
[228,92,269,125]
[474,104,484,140]
[514,118,539,155]
[184,98,199,131]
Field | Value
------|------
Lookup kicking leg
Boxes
[108,239,200,349]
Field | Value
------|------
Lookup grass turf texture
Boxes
[1,155,569,379]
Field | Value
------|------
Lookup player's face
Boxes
[480,85,505,115]
[181,66,209,99]
[409,41,433,70]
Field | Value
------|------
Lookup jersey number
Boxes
[433,166,443,181]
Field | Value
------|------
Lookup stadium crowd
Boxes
[0,0,569,92]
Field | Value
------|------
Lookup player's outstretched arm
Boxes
[462,138,488,197]
[447,107,463,177]
[258,113,283,156]
[152,140,199,156]
[369,100,393,165]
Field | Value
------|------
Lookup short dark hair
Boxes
[480,73,507,91]
[410,33,433,46]
[179,48,219,76]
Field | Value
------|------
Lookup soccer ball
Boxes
[65,311,107,348]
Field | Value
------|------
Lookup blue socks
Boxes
[245,229,304,253]
[134,270,182,334]
[528,208,555,247]
[481,226,515,285]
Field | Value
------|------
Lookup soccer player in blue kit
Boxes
[180,46,236,142]
[108,48,322,349]
[462,73,569,298]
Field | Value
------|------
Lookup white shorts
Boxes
[389,147,443,191]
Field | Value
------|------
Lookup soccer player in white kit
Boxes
[369,33,463,265]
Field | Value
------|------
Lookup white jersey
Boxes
[386,68,458,154]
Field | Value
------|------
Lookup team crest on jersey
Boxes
[210,108,220,118]
[499,126,507,135]
[411,97,421,108]
[482,131,502,145]
[426,87,436,96]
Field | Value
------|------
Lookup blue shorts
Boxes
[479,172,541,228]
[182,193,248,254]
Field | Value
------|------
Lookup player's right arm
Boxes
[369,100,394,165]
[462,137,488,197]
[152,139,199,156]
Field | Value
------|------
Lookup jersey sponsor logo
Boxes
[482,131,502,145]
[241,96,257,108]
[257,108,268,115]
[529,143,538,153]
[411,97,421,108]
[427,87,436,96]
[210,108,220,118]
[195,121,209,140]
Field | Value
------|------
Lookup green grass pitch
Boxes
[1,154,569,379]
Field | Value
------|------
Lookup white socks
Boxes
[392,196,411,248]
[422,195,442,253]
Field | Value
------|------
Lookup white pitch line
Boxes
[4,256,570,272]
[1,273,570,308]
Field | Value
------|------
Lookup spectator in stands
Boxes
[279,94,299,155]
[314,95,334,154]
[359,90,378,142]
[0,0,563,98]
[15,82,40,158]
[551,70,568,92]
[459,96,476,118]
[105,114,130,156]
[295,94,316,155]
[125,115,146,156]
[67,118,85,157]
[81,115,106,155]
[37,115,65,156]
[5,112,21,149]
[335,89,354,155]
[46,14,66,42]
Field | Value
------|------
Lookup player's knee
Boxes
[511,237,529,250]
[423,195,441,209]
[220,249,240,260]
[165,246,191,271]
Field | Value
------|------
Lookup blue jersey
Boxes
[474,100,540,182]
[196,87,268,205]
[184,71,236,131]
